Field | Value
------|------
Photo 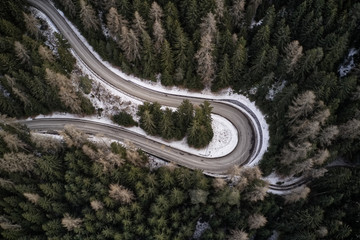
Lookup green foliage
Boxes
[79,76,92,94]
[112,111,138,127]
[0,125,277,239]
[137,100,213,147]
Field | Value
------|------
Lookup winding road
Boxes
[25,0,265,174]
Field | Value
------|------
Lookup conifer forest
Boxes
[0,0,359,239]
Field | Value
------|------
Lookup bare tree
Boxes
[229,229,249,240]
[38,45,54,62]
[23,193,40,204]
[244,180,269,202]
[0,153,36,173]
[119,26,141,62]
[307,168,327,179]
[212,178,227,190]
[152,20,165,53]
[288,91,316,122]
[82,144,124,172]
[14,41,30,64]
[291,120,320,141]
[195,34,216,88]
[318,125,339,146]
[284,185,310,204]
[60,125,88,148]
[312,149,330,165]
[132,11,147,36]
[106,7,127,39]
[284,40,303,73]
[235,177,248,192]
[90,200,104,210]
[248,213,267,229]
[126,148,143,166]
[149,1,163,22]
[214,0,225,19]
[109,184,134,204]
[280,141,312,165]
[79,0,100,31]
[31,133,63,152]
[312,108,330,125]
[61,213,82,231]
[0,216,21,230]
[58,86,82,113]
[241,166,262,181]
[0,130,27,152]
[231,0,246,27]
[339,119,360,139]
[0,115,18,129]
[45,69,82,113]
[23,12,39,38]
[291,158,313,175]
[200,12,217,41]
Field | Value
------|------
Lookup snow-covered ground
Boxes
[339,48,358,77]
[31,5,269,165]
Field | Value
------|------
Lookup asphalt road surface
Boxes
[25,0,264,174]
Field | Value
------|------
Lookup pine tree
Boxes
[231,37,247,89]
[141,109,156,135]
[173,25,188,71]
[160,39,174,74]
[184,0,198,32]
[272,19,291,52]
[245,0,262,25]
[140,31,155,78]
[160,108,175,139]
[177,100,194,135]
[213,54,231,91]
[59,0,76,17]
